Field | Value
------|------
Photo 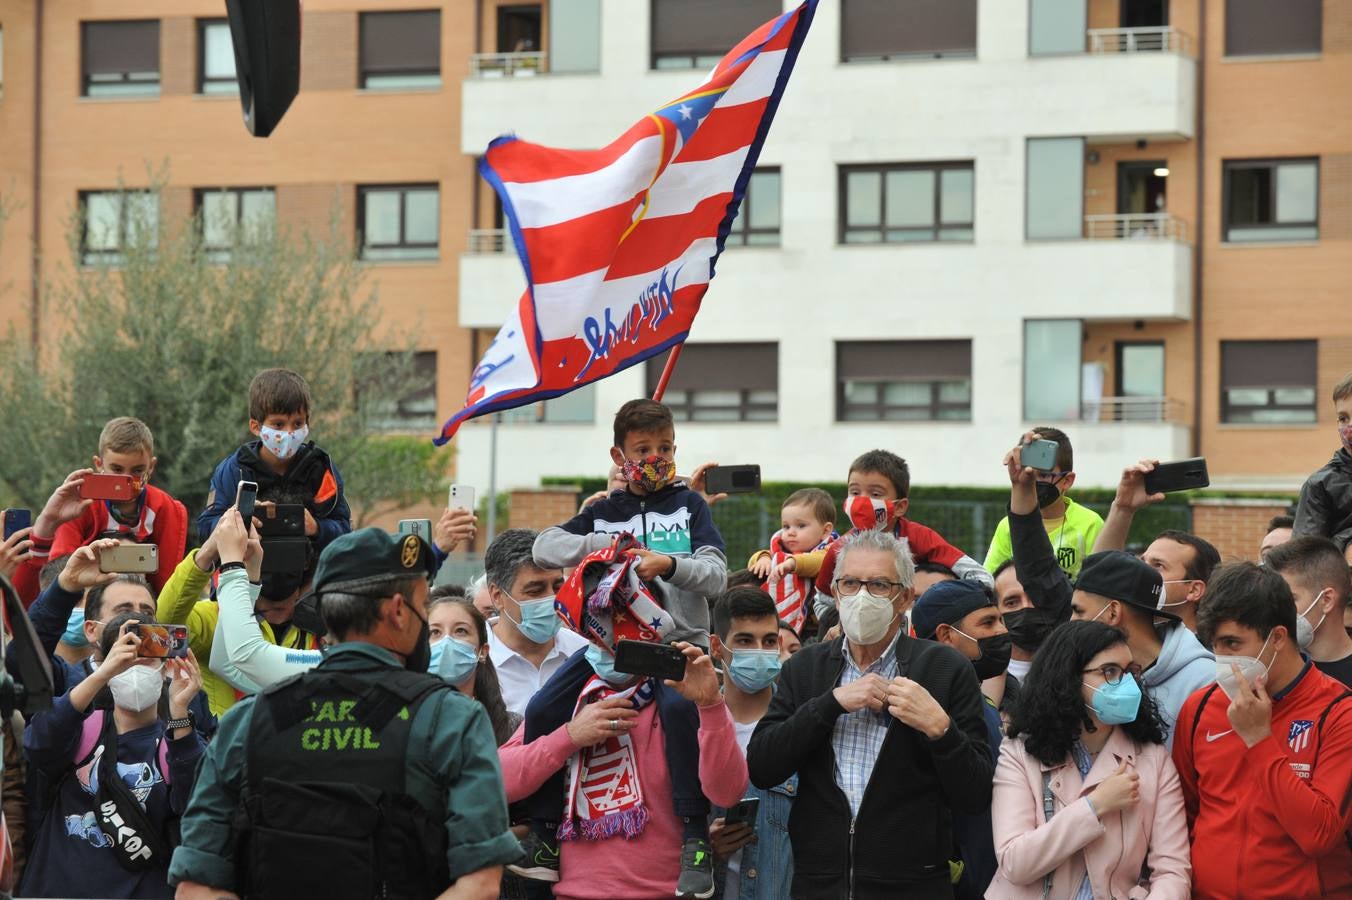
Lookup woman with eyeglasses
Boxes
[986,620,1190,899]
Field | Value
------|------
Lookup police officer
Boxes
[170,518,521,900]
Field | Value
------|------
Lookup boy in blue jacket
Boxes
[197,368,350,548]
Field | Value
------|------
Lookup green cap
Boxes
[311,527,437,595]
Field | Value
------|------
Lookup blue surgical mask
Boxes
[585,643,629,685]
[62,607,89,648]
[429,637,479,685]
[1084,675,1142,725]
[726,649,782,693]
[505,595,562,644]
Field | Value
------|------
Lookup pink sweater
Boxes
[499,700,748,900]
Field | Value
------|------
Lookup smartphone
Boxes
[398,519,433,543]
[1020,439,1059,472]
[449,484,475,511]
[127,622,189,659]
[613,639,687,682]
[1144,457,1210,494]
[256,503,304,538]
[260,537,310,575]
[724,797,760,829]
[2,509,31,540]
[99,543,159,574]
[235,480,259,523]
[79,473,136,502]
[703,465,761,495]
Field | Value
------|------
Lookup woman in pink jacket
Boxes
[988,621,1191,899]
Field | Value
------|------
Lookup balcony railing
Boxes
[467,228,515,254]
[1087,26,1194,56]
[1085,213,1188,242]
[470,52,547,79]
[1081,396,1186,424]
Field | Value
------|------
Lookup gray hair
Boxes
[485,528,540,593]
[834,529,916,590]
[320,574,420,640]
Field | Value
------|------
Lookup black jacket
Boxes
[746,634,993,899]
[1295,448,1352,551]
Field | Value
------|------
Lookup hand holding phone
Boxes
[703,465,761,495]
[1143,457,1210,494]
[613,639,687,681]
[235,481,259,523]
[1020,439,1059,473]
[723,797,760,829]
[3,509,32,541]
[99,543,159,574]
[449,484,476,511]
[79,473,136,502]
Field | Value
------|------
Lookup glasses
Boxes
[834,577,904,599]
[1081,663,1141,685]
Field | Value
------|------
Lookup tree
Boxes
[0,188,451,535]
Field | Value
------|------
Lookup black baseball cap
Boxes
[1074,550,1174,622]
[911,580,994,641]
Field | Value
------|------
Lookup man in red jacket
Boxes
[13,418,187,603]
[1174,561,1352,900]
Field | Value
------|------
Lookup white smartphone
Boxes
[448,484,476,511]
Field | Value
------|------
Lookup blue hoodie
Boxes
[1142,621,1215,747]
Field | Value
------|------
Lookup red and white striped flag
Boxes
[436,1,819,443]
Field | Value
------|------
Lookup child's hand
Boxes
[303,508,319,537]
[770,557,797,584]
[632,548,674,582]
[34,468,95,539]
[750,555,774,580]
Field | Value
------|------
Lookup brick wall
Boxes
[509,487,581,532]
[161,17,196,96]
[301,11,357,92]
[1189,498,1295,563]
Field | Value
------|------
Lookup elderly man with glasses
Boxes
[747,529,993,900]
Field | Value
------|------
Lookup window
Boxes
[650,0,781,69]
[1221,340,1317,424]
[369,352,439,431]
[199,19,237,94]
[1223,159,1319,242]
[1024,320,1082,421]
[842,0,977,62]
[195,187,276,256]
[725,168,781,247]
[1026,137,1085,240]
[359,10,441,89]
[1225,0,1321,57]
[358,185,440,261]
[840,163,973,244]
[836,340,971,421]
[1029,0,1087,56]
[80,191,159,264]
[82,20,160,97]
[500,382,597,424]
[551,0,601,73]
[645,344,778,422]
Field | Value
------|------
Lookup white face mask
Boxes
[838,591,899,646]
[1215,632,1273,701]
[108,663,165,712]
[1159,580,1195,608]
[1296,589,1329,650]
[259,424,310,460]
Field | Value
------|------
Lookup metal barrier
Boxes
[1084,213,1188,241]
[470,52,547,79]
[1086,27,1193,56]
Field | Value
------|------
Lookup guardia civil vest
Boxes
[232,662,453,899]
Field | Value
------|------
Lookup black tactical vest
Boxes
[232,663,453,899]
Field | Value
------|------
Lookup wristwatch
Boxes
[167,712,195,733]
[218,561,247,575]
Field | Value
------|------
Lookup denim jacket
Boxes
[713,772,798,900]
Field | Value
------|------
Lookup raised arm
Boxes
[1092,460,1164,553]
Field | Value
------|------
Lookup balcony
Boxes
[1084,213,1187,242]
[460,229,523,328]
[469,52,548,79]
[1086,26,1194,56]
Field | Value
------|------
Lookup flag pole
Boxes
[651,344,684,402]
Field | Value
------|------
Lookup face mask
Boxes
[726,649,782,693]
[1002,607,1058,652]
[1215,632,1274,701]
[585,642,630,685]
[621,455,676,493]
[843,495,895,532]
[1035,480,1063,510]
[429,637,480,685]
[1339,422,1352,453]
[504,595,562,644]
[1158,580,1194,608]
[949,627,1012,680]
[62,607,89,647]
[108,663,165,712]
[838,591,899,645]
[1083,675,1142,725]
[404,602,432,674]
[1296,589,1328,650]
[259,424,310,460]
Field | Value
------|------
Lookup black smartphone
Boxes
[236,480,259,523]
[1144,457,1210,494]
[1020,439,1059,472]
[260,537,310,575]
[613,639,687,682]
[256,503,305,537]
[3,508,32,540]
[127,622,190,659]
[704,465,761,495]
[724,797,760,828]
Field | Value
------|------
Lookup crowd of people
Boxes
[0,367,1351,899]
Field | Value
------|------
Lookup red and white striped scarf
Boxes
[764,530,836,632]
[559,674,657,841]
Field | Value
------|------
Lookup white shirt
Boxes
[1007,657,1032,682]
[487,621,590,716]
[724,719,760,897]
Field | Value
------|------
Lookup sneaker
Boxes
[507,831,561,883]
[675,837,715,899]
